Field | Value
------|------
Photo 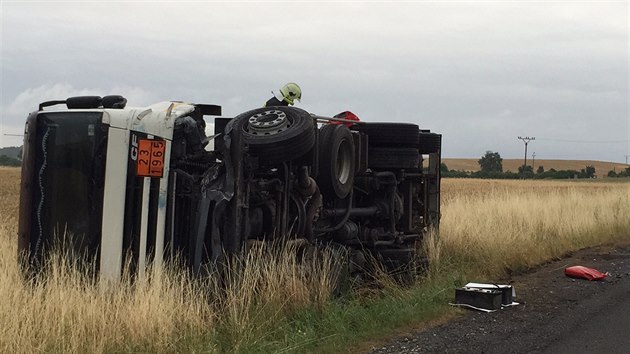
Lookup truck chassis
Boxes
[18,96,441,281]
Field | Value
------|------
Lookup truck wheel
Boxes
[317,124,355,199]
[235,107,316,165]
[353,123,419,147]
[368,147,420,169]
[418,132,441,154]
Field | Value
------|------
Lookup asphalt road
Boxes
[368,245,630,354]
[540,259,630,354]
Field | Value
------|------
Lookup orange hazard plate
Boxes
[136,139,165,178]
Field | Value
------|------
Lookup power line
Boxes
[536,138,630,144]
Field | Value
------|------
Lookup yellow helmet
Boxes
[279,83,302,105]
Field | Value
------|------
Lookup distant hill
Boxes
[442,158,629,178]
[0,146,21,160]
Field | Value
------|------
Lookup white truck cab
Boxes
[18,96,221,281]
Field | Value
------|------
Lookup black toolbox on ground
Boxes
[454,288,503,310]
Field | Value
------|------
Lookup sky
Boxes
[1,1,628,162]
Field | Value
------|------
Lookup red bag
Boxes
[564,266,607,281]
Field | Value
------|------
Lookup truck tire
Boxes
[368,147,420,169]
[235,107,316,165]
[418,132,441,154]
[353,123,419,147]
[317,124,355,199]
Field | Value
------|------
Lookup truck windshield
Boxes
[31,112,107,263]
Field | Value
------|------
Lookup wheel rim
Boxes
[246,110,291,136]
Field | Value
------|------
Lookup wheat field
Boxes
[436,178,630,277]
[1,167,629,352]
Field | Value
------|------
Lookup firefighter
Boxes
[264,82,302,107]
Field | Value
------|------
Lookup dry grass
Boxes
[215,242,343,351]
[1,167,629,352]
[440,178,624,203]
[0,167,339,353]
[0,167,211,352]
[443,158,629,177]
[435,178,630,277]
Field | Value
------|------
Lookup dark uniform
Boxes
[264,96,288,107]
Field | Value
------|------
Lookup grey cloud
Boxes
[1,2,627,161]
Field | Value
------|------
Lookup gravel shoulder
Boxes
[368,243,630,354]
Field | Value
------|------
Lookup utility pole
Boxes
[625,155,629,165]
[532,152,536,171]
[518,136,535,175]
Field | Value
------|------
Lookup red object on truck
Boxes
[564,266,608,281]
[331,111,361,127]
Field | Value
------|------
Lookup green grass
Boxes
[170,276,459,354]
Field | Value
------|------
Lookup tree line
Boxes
[0,155,21,167]
[442,151,630,179]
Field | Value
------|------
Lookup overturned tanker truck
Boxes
[18,95,441,280]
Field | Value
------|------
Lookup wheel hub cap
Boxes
[247,110,290,135]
